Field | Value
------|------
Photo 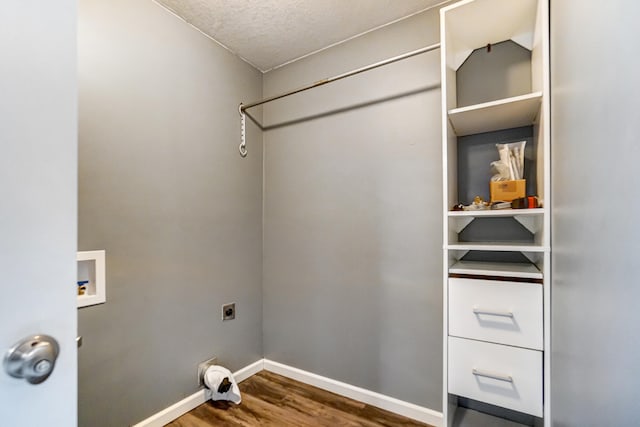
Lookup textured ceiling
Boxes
[154,0,445,72]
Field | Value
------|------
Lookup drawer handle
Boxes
[473,307,513,318]
[472,368,513,383]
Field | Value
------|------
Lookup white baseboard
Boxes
[132,359,264,427]
[232,358,264,382]
[263,359,443,427]
[133,358,442,427]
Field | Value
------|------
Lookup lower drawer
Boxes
[448,337,543,417]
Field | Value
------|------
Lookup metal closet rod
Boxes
[237,42,441,157]
[239,42,441,112]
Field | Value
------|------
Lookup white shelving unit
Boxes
[440,0,550,425]
[77,250,106,308]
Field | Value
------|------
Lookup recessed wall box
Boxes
[77,250,106,308]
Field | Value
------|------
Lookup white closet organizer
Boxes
[440,0,550,426]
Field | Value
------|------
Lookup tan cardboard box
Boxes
[490,179,526,202]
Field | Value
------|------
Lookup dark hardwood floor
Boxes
[166,371,434,427]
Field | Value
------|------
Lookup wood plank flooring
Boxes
[167,371,434,427]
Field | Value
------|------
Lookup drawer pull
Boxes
[472,368,513,383]
[473,307,513,318]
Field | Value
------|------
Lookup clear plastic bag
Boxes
[491,141,525,181]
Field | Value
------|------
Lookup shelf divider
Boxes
[449,260,542,279]
[448,208,544,217]
[448,92,542,136]
[446,242,546,252]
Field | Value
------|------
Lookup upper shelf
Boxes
[442,0,539,70]
[448,92,542,136]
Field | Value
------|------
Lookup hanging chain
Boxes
[238,104,247,157]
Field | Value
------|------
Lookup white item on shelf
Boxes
[494,141,526,181]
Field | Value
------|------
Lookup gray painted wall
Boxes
[551,1,640,425]
[262,9,443,410]
[77,1,263,425]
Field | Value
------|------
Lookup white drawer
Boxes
[449,278,543,350]
[448,337,543,417]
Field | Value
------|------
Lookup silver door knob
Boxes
[3,334,59,384]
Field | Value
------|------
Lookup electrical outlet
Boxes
[197,356,218,387]
[222,303,236,321]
